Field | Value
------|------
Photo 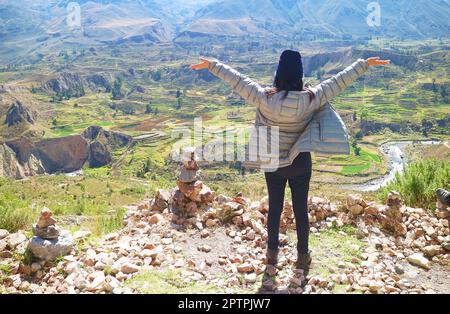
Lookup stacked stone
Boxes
[171,148,215,224]
[436,195,450,218]
[32,208,60,239]
[380,191,407,236]
[28,208,74,261]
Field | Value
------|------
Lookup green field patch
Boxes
[124,269,226,294]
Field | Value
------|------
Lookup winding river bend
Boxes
[349,140,441,192]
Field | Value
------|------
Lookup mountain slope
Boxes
[180,0,450,39]
[0,0,173,63]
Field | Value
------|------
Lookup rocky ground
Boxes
[0,190,449,294]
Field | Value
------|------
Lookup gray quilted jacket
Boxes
[207,58,369,171]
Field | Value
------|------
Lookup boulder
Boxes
[28,232,74,261]
[33,135,90,173]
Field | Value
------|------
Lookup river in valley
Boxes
[348,140,441,192]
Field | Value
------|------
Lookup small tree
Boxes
[440,85,448,103]
[145,103,153,114]
[112,77,124,100]
[176,98,182,110]
[351,139,361,156]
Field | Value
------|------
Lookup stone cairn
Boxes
[28,208,74,261]
[346,191,407,236]
[32,208,60,239]
[380,191,407,236]
[436,195,450,219]
[170,148,215,224]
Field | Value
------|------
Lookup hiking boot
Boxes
[266,249,278,266]
[296,250,312,274]
[436,189,450,207]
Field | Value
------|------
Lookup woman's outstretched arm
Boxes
[311,57,390,109]
[191,58,268,108]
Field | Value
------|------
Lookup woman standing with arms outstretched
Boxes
[191,51,389,273]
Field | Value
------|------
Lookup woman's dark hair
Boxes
[274,50,315,101]
[274,76,305,100]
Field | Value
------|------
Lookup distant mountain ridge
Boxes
[183,0,450,39]
[0,0,449,62]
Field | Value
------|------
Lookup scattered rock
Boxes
[407,253,431,270]
[0,229,10,240]
[244,273,257,284]
[198,245,212,253]
[442,242,450,252]
[120,263,140,274]
[200,229,210,238]
[422,245,442,258]
[87,271,105,292]
[6,232,27,249]
[237,263,254,273]
[149,214,164,225]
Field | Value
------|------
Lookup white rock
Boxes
[87,272,106,291]
[74,275,88,290]
[65,262,81,275]
[244,273,257,284]
[407,253,431,270]
[0,229,9,240]
[7,232,27,248]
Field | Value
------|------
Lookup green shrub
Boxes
[378,159,450,210]
[0,192,35,232]
[90,207,126,236]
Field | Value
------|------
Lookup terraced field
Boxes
[1,41,449,223]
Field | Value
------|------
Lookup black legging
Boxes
[264,152,312,254]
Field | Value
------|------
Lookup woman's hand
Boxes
[190,57,212,71]
[266,87,278,96]
[367,57,390,67]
